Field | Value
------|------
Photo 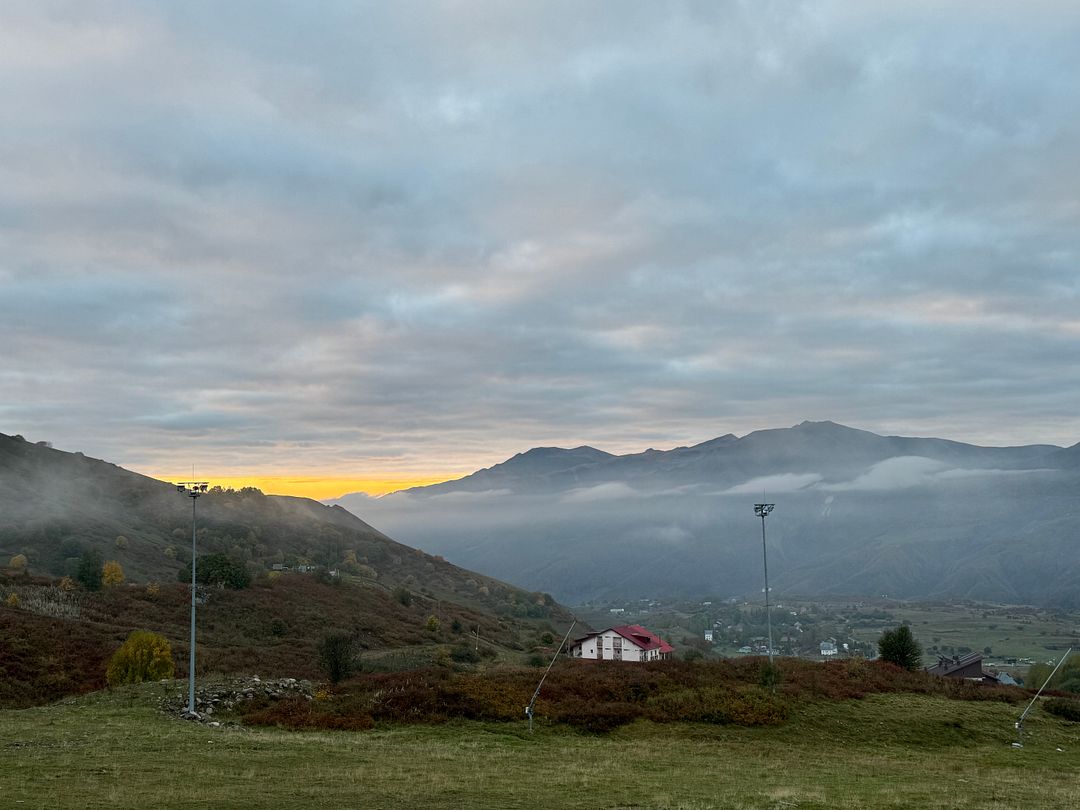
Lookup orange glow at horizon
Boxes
[143,474,459,500]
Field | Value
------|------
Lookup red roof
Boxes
[573,624,674,654]
[614,625,675,653]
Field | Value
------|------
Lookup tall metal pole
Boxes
[188,494,197,714]
[754,503,775,665]
[176,481,208,716]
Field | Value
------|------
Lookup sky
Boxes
[2,1,1079,499]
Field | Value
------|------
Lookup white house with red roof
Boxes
[568,624,674,662]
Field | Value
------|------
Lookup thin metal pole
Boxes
[526,621,576,733]
[1016,647,1072,746]
[188,494,197,715]
[761,513,773,666]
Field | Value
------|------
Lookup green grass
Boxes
[3,684,1079,809]
[849,602,1079,667]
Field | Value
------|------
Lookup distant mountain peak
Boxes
[513,445,611,459]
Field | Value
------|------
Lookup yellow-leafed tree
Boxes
[102,560,125,587]
[106,630,174,687]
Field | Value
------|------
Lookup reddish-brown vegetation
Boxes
[0,575,551,708]
[238,656,1027,734]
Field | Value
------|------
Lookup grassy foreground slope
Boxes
[2,684,1079,810]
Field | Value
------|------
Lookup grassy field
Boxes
[3,683,1079,809]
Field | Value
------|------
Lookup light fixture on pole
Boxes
[754,502,775,665]
[176,480,208,716]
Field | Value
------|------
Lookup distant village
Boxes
[574,595,1080,685]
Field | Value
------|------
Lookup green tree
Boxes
[77,549,104,591]
[106,630,174,687]
[878,625,923,670]
[317,632,355,684]
[179,553,251,589]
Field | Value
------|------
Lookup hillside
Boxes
[0,432,565,618]
[0,573,567,709]
[331,421,1080,606]
[0,431,577,707]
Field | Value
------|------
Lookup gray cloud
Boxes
[2,2,1080,480]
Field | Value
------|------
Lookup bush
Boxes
[318,633,356,684]
[393,587,412,607]
[758,661,782,689]
[879,625,923,671]
[106,630,174,687]
[10,554,28,571]
[450,644,481,664]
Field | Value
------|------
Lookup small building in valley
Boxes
[569,625,675,662]
[927,653,985,680]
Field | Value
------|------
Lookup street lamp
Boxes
[754,503,775,665]
[176,480,208,716]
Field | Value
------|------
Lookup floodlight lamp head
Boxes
[754,503,775,517]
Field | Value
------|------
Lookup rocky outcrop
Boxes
[161,675,314,725]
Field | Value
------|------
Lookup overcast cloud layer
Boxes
[2,2,1079,481]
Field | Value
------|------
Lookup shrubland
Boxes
[239,656,1030,734]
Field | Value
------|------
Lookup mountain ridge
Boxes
[330,421,1080,606]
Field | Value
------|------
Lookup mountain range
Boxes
[330,421,1080,607]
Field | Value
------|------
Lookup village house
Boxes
[926,652,987,681]
[569,625,674,662]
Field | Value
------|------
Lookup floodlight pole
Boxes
[176,480,209,715]
[754,503,775,666]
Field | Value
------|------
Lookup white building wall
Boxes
[573,629,647,661]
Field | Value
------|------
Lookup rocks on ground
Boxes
[161,676,314,724]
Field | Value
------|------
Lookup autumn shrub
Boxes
[102,560,125,587]
[243,695,375,731]
[441,674,531,721]
[106,630,174,687]
[553,697,641,732]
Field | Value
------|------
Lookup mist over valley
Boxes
[332,421,1080,606]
